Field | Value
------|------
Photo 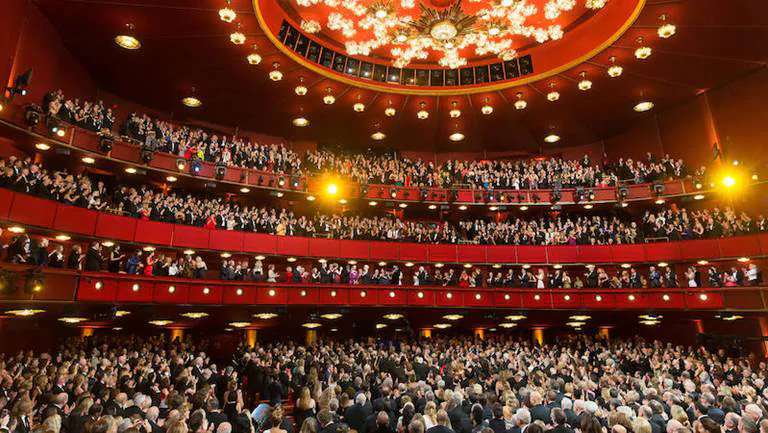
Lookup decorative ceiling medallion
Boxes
[293,0,609,69]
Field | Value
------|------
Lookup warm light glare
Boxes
[115,35,141,50]
[182,97,202,108]
[634,101,654,112]
[722,176,736,188]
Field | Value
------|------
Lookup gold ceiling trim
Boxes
[252,0,645,95]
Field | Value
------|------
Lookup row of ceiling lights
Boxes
[107,4,675,142]
[211,3,675,144]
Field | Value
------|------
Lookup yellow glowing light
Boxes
[58,317,87,324]
[326,183,338,195]
[7,226,25,234]
[35,143,51,151]
[6,309,45,317]
[149,320,173,326]
[182,97,202,108]
[181,312,209,319]
[115,35,141,50]
[722,176,736,188]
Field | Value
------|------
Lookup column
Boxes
[532,327,545,346]
[598,326,612,340]
[246,329,258,348]
[693,319,705,334]
[758,317,768,358]
[306,329,317,346]
[420,329,432,339]
[474,328,485,340]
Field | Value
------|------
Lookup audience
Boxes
[1,158,761,248]
[43,90,700,191]
[0,333,765,433]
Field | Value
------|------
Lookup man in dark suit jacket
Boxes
[549,408,575,433]
[447,401,472,433]
[371,412,395,433]
[427,411,455,433]
[345,394,370,433]
[488,404,508,433]
[84,242,103,271]
[319,410,341,433]
[529,392,552,425]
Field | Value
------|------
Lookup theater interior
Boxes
[1,0,768,380]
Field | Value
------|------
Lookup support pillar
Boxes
[246,329,258,348]
[598,326,612,340]
[474,328,485,340]
[532,327,545,346]
[170,328,184,342]
[420,329,432,339]
[758,317,768,358]
[306,329,317,346]
[693,319,705,334]
[81,327,94,338]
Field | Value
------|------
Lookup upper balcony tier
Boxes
[0,103,732,208]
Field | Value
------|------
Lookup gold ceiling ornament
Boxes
[323,87,336,104]
[230,23,246,45]
[269,62,283,81]
[449,101,461,118]
[634,36,651,59]
[546,81,560,101]
[481,97,493,115]
[296,0,600,69]
[417,101,429,119]
[295,76,308,95]
[577,70,592,91]
[385,100,397,116]
[219,0,237,22]
[247,44,262,65]
[607,55,623,77]
[301,19,322,33]
[514,92,527,110]
[657,14,676,39]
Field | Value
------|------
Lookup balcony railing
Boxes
[1,188,766,265]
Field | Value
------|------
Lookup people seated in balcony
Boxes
[2,157,762,247]
[84,241,104,271]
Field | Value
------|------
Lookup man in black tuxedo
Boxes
[371,412,395,433]
[529,391,551,425]
[319,409,341,433]
[549,408,575,433]
[344,393,369,433]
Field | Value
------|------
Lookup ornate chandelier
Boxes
[293,0,609,69]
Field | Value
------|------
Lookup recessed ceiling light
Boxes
[182,97,202,108]
[219,7,237,22]
[433,323,451,329]
[7,226,25,234]
[81,156,95,164]
[371,131,386,140]
[166,176,177,182]
[449,132,465,142]
[114,34,141,50]
[302,322,322,329]
[58,317,88,324]
[458,205,468,210]
[247,53,262,65]
[55,234,71,241]
[148,320,173,326]
[544,134,560,143]
[6,309,45,316]
[293,117,310,127]
[181,312,209,319]
[125,167,137,174]
[35,143,51,151]
[634,101,654,112]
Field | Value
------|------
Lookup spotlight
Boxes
[326,183,338,195]
[140,148,154,164]
[7,69,33,99]
[99,134,114,153]
[46,116,66,137]
[25,104,43,128]
[215,164,227,180]
[617,186,629,200]
[652,182,665,196]
[190,159,202,175]
[722,175,736,188]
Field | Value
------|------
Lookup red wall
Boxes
[0,0,27,91]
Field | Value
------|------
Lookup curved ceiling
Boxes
[33,0,768,153]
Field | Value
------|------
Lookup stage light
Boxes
[325,183,339,196]
[722,175,736,188]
